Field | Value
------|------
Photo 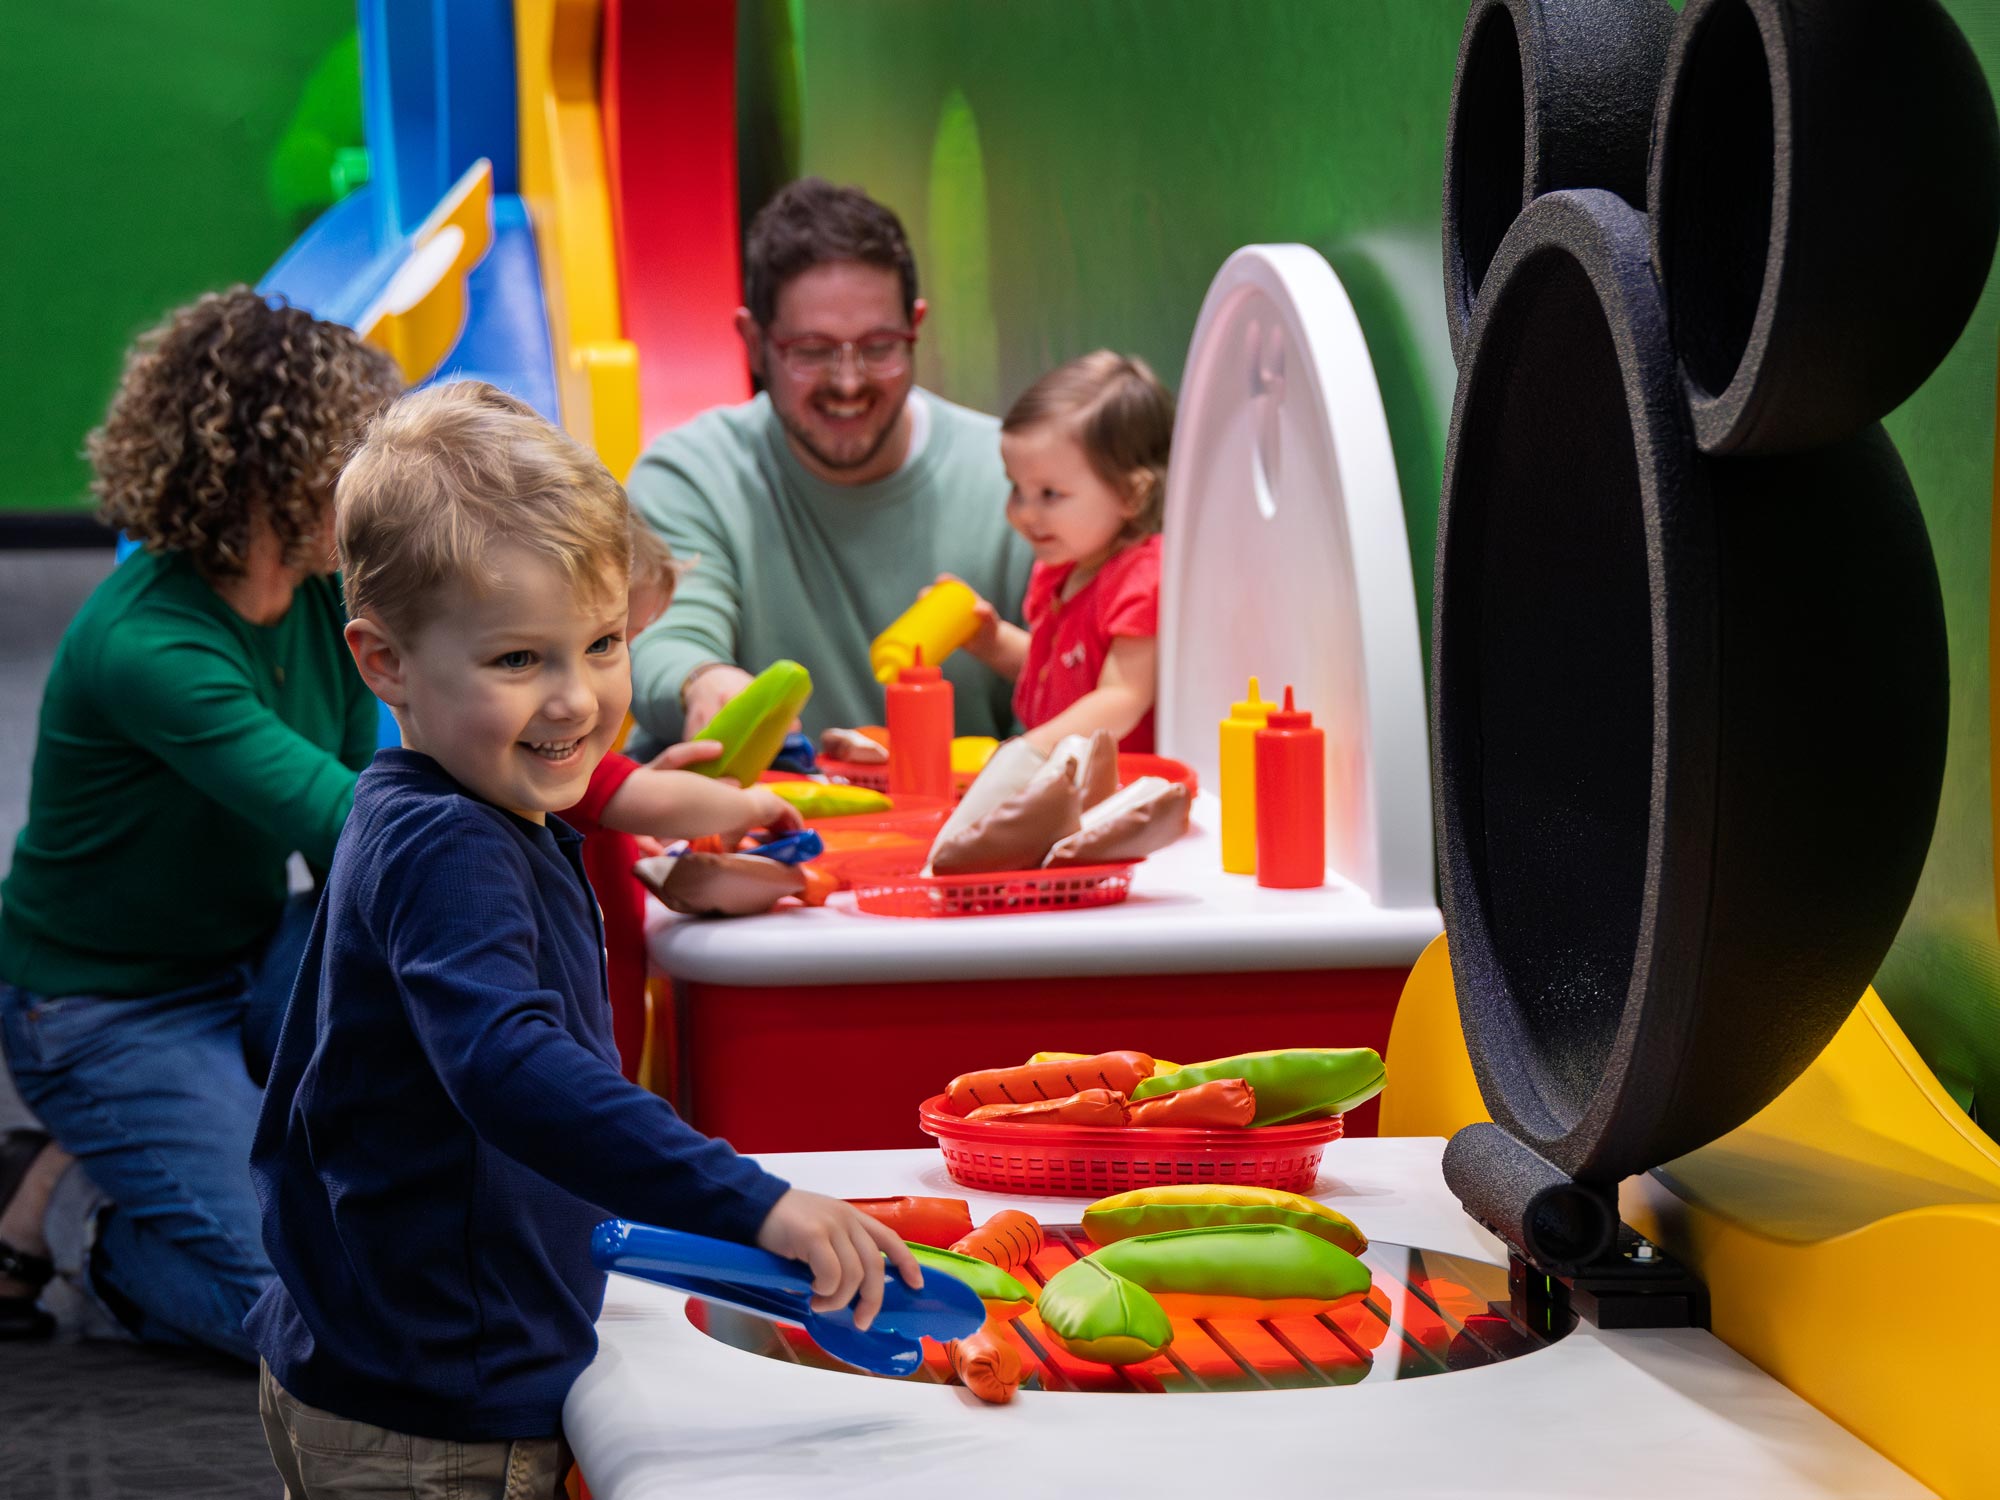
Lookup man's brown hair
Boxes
[336,381,630,639]
[743,178,918,329]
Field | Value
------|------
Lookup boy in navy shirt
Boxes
[247,381,919,1499]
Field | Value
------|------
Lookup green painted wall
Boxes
[768,0,2000,1123]
[0,1,357,515]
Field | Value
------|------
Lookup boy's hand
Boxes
[756,1188,924,1331]
[647,739,724,772]
[932,572,1001,662]
[744,787,805,837]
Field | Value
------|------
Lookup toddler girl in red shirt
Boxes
[957,351,1173,752]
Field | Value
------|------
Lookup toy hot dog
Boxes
[946,1050,1154,1113]
[905,1243,1034,1320]
[1126,1078,1255,1129]
[1027,1050,1183,1076]
[689,660,814,783]
[965,1088,1130,1128]
[949,1210,1044,1273]
[947,1316,1023,1404]
[1087,1223,1372,1319]
[1131,1047,1386,1124]
[1035,1257,1173,1365]
[846,1196,973,1248]
[1082,1185,1368,1256]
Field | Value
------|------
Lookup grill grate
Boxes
[688,1225,1563,1394]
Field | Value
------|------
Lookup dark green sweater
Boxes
[0,550,377,998]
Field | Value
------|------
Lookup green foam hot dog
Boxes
[906,1242,1033,1318]
[1089,1223,1372,1317]
[1035,1257,1173,1365]
[1130,1047,1386,1124]
[692,660,813,783]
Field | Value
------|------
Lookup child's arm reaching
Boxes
[598,763,803,845]
[1024,635,1157,752]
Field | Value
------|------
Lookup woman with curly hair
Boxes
[0,288,399,1357]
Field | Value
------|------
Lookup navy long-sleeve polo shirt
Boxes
[247,749,788,1441]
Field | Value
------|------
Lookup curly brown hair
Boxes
[744,178,918,329]
[89,287,401,577]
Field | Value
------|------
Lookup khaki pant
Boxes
[258,1361,566,1500]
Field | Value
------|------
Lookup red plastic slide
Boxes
[601,0,752,443]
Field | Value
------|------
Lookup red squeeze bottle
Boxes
[887,646,954,800]
[1255,686,1325,889]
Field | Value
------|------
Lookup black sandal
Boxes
[0,1128,57,1340]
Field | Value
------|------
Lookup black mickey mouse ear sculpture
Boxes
[1650,0,2000,455]
[1441,0,1676,362]
[1432,188,1949,1276]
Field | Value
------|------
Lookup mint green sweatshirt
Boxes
[625,390,1031,742]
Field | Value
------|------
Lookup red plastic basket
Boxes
[918,1093,1343,1196]
[845,849,1136,918]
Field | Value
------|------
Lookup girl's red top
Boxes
[1012,534,1162,753]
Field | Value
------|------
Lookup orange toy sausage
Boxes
[795,863,838,907]
[949,1210,1045,1273]
[1127,1077,1256,1129]
[846,1196,974,1248]
[965,1088,1130,1128]
[946,1050,1154,1114]
[948,1317,1022,1404]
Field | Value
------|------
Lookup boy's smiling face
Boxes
[363,543,632,823]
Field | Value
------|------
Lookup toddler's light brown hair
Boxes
[336,381,630,638]
[1002,351,1175,538]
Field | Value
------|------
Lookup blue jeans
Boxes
[0,892,315,1361]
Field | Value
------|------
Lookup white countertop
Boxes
[645,793,1443,985]
[566,1140,1931,1499]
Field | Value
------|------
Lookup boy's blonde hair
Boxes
[337,381,630,637]
[1002,351,1175,538]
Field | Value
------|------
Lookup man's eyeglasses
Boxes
[768,330,918,380]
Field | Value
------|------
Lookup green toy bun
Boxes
[1130,1047,1386,1124]
[1035,1257,1173,1364]
[691,660,813,782]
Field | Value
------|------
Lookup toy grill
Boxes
[687,1225,1561,1395]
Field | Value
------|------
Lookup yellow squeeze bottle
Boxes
[1220,676,1277,874]
[871,580,981,685]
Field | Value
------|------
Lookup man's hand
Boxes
[682,664,755,739]
[756,1188,924,1330]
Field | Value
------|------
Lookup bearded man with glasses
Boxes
[626,178,1030,743]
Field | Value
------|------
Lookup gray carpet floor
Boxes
[1,546,281,1499]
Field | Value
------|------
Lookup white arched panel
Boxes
[1158,244,1434,911]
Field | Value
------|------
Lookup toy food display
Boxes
[946,1317,1023,1404]
[928,751,1084,875]
[925,737,1049,855]
[945,1050,1155,1113]
[1081,1185,1368,1256]
[1125,1078,1255,1128]
[1029,1050,1184,1075]
[1045,776,1192,867]
[952,736,1000,778]
[1034,1256,1174,1364]
[905,1243,1034,1320]
[846,1196,974,1248]
[966,1088,1131,1127]
[1087,1223,1372,1318]
[949,1210,1044,1272]
[871,577,982,684]
[1132,1047,1386,1124]
[633,848,805,917]
[821,726,890,765]
[688,660,813,783]
[763,782,893,819]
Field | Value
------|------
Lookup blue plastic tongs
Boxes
[591,1219,984,1377]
